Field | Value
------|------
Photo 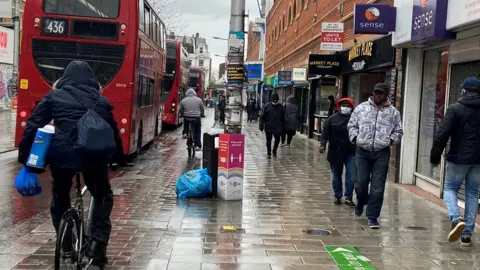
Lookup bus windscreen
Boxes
[44,0,120,18]
[189,71,199,89]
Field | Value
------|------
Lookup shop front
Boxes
[340,35,396,105]
[395,0,480,207]
[292,67,309,133]
[277,70,293,104]
[307,54,341,138]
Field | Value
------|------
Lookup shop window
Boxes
[199,60,204,66]
[315,79,337,116]
[347,74,385,105]
[416,47,449,181]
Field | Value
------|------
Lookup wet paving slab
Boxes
[3,111,480,269]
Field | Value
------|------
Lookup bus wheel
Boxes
[154,115,159,137]
[137,123,143,156]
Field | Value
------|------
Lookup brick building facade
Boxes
[246,22,261,62]
[264,0,392,77]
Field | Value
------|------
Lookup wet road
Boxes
[2,110,480,269]
[0,111,15,153]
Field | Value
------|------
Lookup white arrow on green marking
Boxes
[332,247,353,253]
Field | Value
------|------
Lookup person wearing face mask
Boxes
[320,98,356,206]
[259,93,285,158]
[347,83,403,229]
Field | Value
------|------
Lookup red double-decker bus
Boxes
[162,40,190,126]
[189,66,205,100]
[15,0,167,155]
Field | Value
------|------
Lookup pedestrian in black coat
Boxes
[259,92,285,158]
[320,97,356,206]
[247,96,257,122]
[17,61,123,266]
[281,95,299,147]
[430,77,480,246]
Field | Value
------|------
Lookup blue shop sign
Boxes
[278,71,293,86]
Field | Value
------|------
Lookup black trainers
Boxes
[267,154,272,159]
[344,198,356,207]
[334,197,342,205]
[272,151,277,159]
[448,218,466,243]
[460,236,472,247]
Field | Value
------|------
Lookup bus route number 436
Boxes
[43,19,67,35]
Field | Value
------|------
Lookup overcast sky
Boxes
[175,0,260,75]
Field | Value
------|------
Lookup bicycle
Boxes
[186,120,196,157]
[54,173,96,270]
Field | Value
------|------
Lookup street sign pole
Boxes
[225,0,246,134]
[12,0,20,95]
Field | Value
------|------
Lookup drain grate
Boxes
[405,226,428,230]
[304,229,332,235]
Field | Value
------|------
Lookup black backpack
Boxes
[64,92,117,156]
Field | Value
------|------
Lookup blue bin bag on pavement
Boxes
[15,167,42,196]
[175,168,212,198]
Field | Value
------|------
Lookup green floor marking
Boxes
[325,246,375,270]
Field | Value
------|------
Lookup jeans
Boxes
[184,118,202,148]
[444,162,480,236]
[50,166,113,244]
[281,131,296,145]
[266,132,281,155]
[355,147,390,219]
[330,152,356,199]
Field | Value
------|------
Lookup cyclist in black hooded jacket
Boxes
[18,61,123,267]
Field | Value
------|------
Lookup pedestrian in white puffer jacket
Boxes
[347,83,403,230]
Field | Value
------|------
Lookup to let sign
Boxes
[320,22,344,51]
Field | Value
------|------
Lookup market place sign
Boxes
[411,0,453,42]
[308,54,341,77]
[348,41,373,61]
[354,4,397,34]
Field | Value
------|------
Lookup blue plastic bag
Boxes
[15,167,42,196]
[175,168,212,198]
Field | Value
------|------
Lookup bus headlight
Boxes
[120,24,127,30]
[20,111,27,117]
[120,128,126,134]
[171,103,175,107]
[21,121,27,127]
[121,118,127,124]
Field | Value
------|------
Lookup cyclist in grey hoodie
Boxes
[347,83,403,229]
[179,88,205,150]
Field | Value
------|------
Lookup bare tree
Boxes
[149,0,188,34]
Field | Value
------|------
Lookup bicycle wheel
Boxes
[54,215,81,270]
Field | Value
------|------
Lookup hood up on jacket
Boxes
[286,95,295,104]
[54,61,101,94]
[336,97,355,111]
[186,88,197,97]
[459,90,480,107]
